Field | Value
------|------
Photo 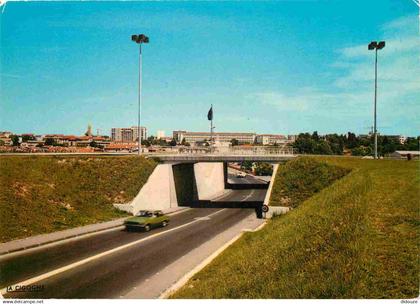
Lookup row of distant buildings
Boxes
[2,125,412,154]
[0,127,296,154]
[172,131,296,146]
[359,133,407,145]
[109,127,296,146]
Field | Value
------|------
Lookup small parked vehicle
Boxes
[236,171,247,178]
[124,210,169,232]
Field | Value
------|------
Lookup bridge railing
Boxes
[176,146,295,155]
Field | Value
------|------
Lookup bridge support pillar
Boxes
[114,164,178,215]
[223,162,228,188]
[194,162,225,200]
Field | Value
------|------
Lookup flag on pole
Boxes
[207,106,213,121]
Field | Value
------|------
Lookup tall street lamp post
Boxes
[131,34,149,155]
[368,40,385,160]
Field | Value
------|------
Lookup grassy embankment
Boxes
[0,156,156,243]
[172,157,419,299]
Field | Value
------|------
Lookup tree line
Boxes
[292,132,419,156]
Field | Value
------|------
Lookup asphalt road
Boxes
[227,172,268,185]
[1,208,254,299]
[213,188,267,202]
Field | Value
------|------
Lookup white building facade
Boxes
[111,126,147,142]
[255,134,288,145]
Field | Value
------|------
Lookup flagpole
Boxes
[210,104,213,149]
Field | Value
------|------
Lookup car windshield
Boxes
[136,211,152,217]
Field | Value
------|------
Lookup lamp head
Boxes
[368,41,377,50]
[131,34,149,44]
[377,41,385,49]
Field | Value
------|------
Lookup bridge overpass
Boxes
[147,146,296,163]
[115,147,296,216]
[148,154,295,163]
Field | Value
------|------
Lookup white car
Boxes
[236,171,247,178]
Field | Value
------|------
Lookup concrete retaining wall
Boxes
[114,161,228,214]
[262,164,291,218]
[114,164,178,215]
[194,162,225,200]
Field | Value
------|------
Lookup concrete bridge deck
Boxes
[148,154,296,163]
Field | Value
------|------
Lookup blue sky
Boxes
[1,0,419,137]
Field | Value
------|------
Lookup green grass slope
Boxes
[270,157,350,207]
[0,156,157,242]
[172,158,419,299]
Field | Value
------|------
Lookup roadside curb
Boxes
[158,216,266,299]
[0,207,190,257]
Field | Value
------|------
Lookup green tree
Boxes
[241,161,253,171]
[141,139,151,147]
[351,146,372,156]
[147,136,157,145]
[311,131,320,141]
[346,132,358,149]
[170,139,177,146]
[231,138,239,146]
[254,163,273,176]
[403,137,420,151]
[44,138,56,146]
[314,141,333,155]
[293,133,317,154]
[325,134,344,155]
[10,135,20,146]
[381,136,397,155]
[22,135,35,142]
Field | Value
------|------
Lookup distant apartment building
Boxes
[174,131,256,145]
[386,135,407,144]
[287,135,297,142]
[156,130,165,139]
[0,131,12,145]
[173,130,187,143]
[111,126,147,142]
[255,134,288,145]
[0,131,12,138]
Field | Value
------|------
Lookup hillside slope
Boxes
[172,158,419,299]
[0,156,157,242]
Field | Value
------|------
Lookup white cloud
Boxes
[251,14,420,135]
[254,92,309,112]
[381,15,417,33]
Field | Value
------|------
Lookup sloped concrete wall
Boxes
[114,164,178,215]
[194,162,225,200]
[263,164,291,218]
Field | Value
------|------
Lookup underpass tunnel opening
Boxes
[171,161,275,218]
[172,163,197,206]
[225,161,273,190]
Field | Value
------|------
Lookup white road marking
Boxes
[194,217,211,221]
[0,208,192,260]
[241,190,256,201]
[0,226,125,261]
[210,189,233,201]
[0,208,227,295]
